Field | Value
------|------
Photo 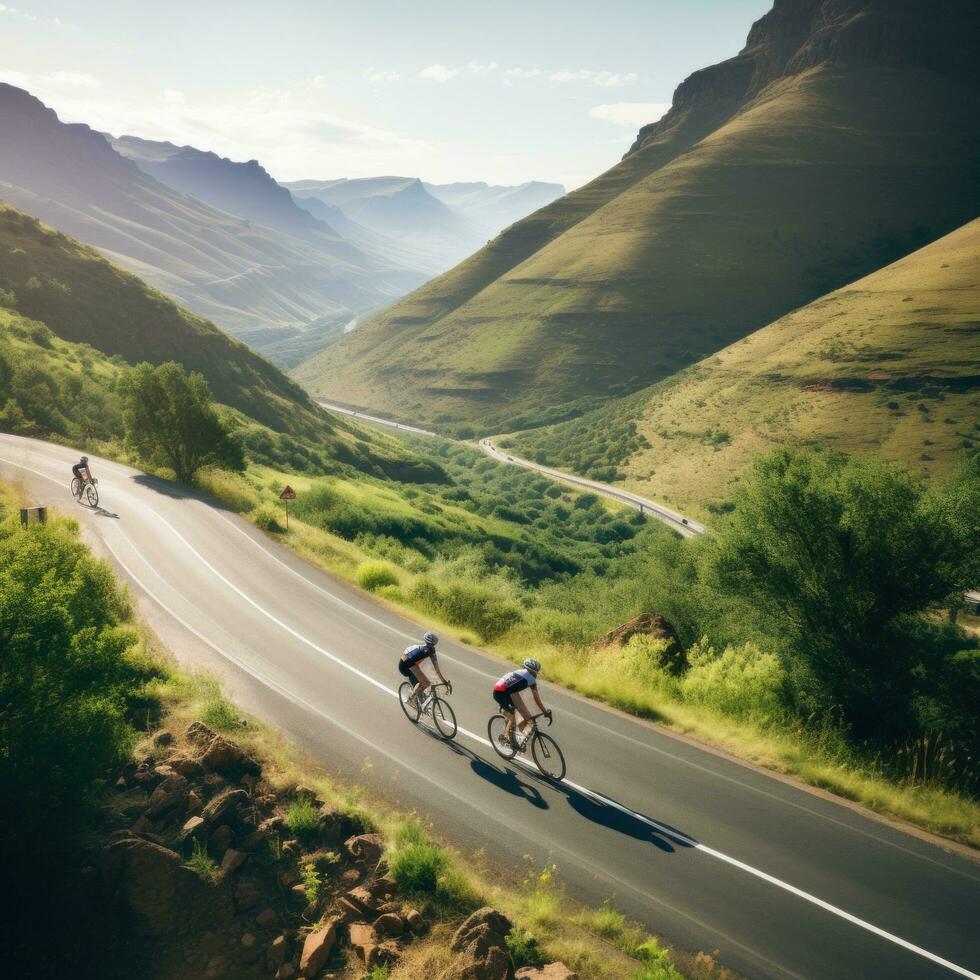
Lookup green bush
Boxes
[356,560,400,592]
[410,577,522,642]
[389,820,449,894]
[505,928,546,969]
[253,505,284,533]
[200,695,240,731]
[186,839,220,884]
[680,641,787,722]
[286,798,321,839]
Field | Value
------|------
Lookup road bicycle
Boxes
[70,476,99,508]
[399,681,457,740]
[488,710,566,781]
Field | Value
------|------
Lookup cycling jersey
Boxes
[72,462,91,481]
[402,644,436,667]
[494,668,537,694]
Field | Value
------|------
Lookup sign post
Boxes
[279,485,296,530]
[20,506,47,526]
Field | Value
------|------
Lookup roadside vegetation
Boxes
[0,480,711,979]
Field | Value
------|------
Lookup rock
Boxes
[145,773,189,819]
[201,788,247,826]
[211,824,234,850]
[115,775,128,790]
[170,756,205,778]
[339,868,361,886]
[185,789,204,815]
[290,883,308,902]
[348,922,374,949]
[344,885,381,915]
[221,848,247,874]
[593,613,685,671]
[202,734,259,775]
[266,934,288,970]
[241,931,256,947]
[153,763,177,779]
[258,815,284,835]
[129,814,154,835]
[152,729,174,747]
[101,836,206,937]
[180,816,206,842]
[186,720,217,743]
[299,921,336,977]
[337,896,364,922]
[405,909,425,932]
[451,908,513,955]
[345,833,385,865]
[233,877,263,912]
[255,907,277,927]
[275,965,296,980]
[515,966,579,980]
[238,828,268,852]
[373,912,403,938]
[450,945,514,980]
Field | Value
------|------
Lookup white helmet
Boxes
[523,658,542,674]
[423,631,439,646]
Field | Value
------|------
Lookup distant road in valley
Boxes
[317,400,705,537]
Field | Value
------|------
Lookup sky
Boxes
[0,0,769,189]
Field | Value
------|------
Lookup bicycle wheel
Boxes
[488,715,517,760]
[531,732,566,781]
[70,477,82,498]
[399,682,420,723]
[84,484,99,507]
[430,697,457,740]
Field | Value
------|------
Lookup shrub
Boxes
[409,577,522,642]
[286,798,320,839]
[680,641,787,722]
[389,820,449,894]
[357,560,400,592]
[253,504,284,533]
[505,928,546,969]
[186,840,220,884]
[200,695,239,731]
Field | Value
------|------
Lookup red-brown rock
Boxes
[299,921,336,977]
[373,912,403,938]
[345,833,385,864]
[516,965,579,980]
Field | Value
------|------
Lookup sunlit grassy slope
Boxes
[301,2,980,433]
[0,205,437,480]
[510,218,980,518]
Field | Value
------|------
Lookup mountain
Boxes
[423,181,565,236]
[509,218,980,516]
[300,0,980,433]
[287,176,479,270]
[0,85,424,352]
[109,135,330,241]
[0,203,440,479]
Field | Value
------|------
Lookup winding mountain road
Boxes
[2,433,978,980]
[316,400,704,536]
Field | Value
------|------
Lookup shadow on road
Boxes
[131,473,236,512]
[442,739,549,810]
[93,507,120,519]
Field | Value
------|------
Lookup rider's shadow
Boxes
[92,507,120,519]
[444,740,549,810]
[558,785,694,854]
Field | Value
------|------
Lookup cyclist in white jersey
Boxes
[493,659,550,746]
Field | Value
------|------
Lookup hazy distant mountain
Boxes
[423,181,565,235]
[110,135,330,241]
[0,85,427,360]
[287,176,565,272]
[303,0,980,433]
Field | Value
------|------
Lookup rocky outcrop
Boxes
[515,966,579,980]
[447,907,516,980]
[594,612,686,673]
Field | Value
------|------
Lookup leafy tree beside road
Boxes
[124,361,244,482]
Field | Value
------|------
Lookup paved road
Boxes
[317,400,704,537]
[3,433,978,980]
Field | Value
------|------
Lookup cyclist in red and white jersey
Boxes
[493,659,550,746]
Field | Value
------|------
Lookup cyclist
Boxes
[493,659,551,747]
[399,631,449,706]
[71,455,93,501]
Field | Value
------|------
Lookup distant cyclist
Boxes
[399,631,449,706]
[493,659,551,747]
[71,455,93,501]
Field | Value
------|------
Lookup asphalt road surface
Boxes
[2,433,978,980]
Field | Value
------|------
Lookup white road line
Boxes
[3,448,977,978]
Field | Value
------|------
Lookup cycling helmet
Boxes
[523,658,542,674]
[423,631,439,646]
[80,456,89,463]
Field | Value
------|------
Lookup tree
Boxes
[123,361,244,482]
[705,449,974,728]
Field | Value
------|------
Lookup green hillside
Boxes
[0,205,437,481]
[300,0,980,432]
[509,218,980,517]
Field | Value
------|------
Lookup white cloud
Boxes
[588,102,671,127]
[419,64,458,83]
[550,69,639,87]
[159,88,185,104]
[0,4,63,25]
[43,71,101,89]
[466,60,498,74]
[0,70,30,87]
[505,67,546,79]
[366,70,400,83]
